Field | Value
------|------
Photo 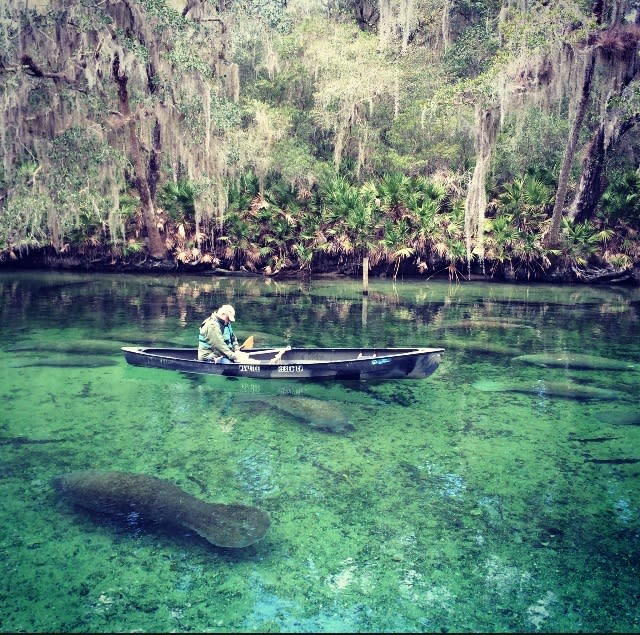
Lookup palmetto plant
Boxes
[405,176,447,249]
[320,176,378,265]
[485,175,555,278]
[442,237,467,281]
[158,180,196,222]
[380,218,414,279]
[218,209,259,267]
[559,218,601,267]
[599,170,640,226]
[377,173,409,219]
[511,230,553,279]
[484,214,518,274]
[227,173,260,214]
[497,175,551,233]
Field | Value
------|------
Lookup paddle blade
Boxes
[240,335,254,350]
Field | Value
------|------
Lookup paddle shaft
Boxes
[244,345,291,362]
[239,336,290,362]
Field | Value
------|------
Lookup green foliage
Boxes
[119,29,151,64]
[484,214,518,266]
[599,170,640,227]
[318,175,376,259]
[228,173,261,213]
[0,190,50,254]
[492,107,568,185]
[441,24,500,79]
[559,218,601,266]
[2,0,640,276]
[231,0,290,31]
[123,239,146,257]
[270,136,324,192]
[158,180,196,222]
[49,127,121,187]
[495,174,552,234]
[118,194,140,221]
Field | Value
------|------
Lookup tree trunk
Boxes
[545,48,596,247]
[568,123,606,222]
[112,54,167,260]
[569,112,640,222]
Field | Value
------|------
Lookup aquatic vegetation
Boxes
[2,273,640,632]
[526,591,557,631]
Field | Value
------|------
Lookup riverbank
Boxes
[2,249,640,285]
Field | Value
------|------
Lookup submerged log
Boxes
[52,470,270,548]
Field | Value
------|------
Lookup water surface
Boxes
[1,271,639,632]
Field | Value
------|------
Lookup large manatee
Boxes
[52,470,270,548]
[11,355,119,368]
[231,394,354,433]
[472,379,621,400]
[512,353,636,371]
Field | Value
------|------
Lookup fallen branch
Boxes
[572,265,632,283]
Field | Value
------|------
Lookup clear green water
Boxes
[1,271,639,633]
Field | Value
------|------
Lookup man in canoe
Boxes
[198,304,251,363]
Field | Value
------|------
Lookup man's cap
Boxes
[218,304,236,321]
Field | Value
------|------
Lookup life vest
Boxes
[222,321,235,347]
[198,316,235,350]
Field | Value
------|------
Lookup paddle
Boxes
[240,343,291,363]
[270,345,291,362]
[239,336,290,362]
[240,335,254,350]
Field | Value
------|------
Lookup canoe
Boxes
[121,345,445,380]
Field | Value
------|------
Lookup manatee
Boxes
[512,353,636,371]
[1,436,65,446]
[595,411,640,426]
[9,339,123,355]
[472,379,621,400]
[52,470,270,548]
[10,355,119,368]
[440,336,522,357]
[585,457,640,465]
[438,320,534,330]
[231,394,354,433]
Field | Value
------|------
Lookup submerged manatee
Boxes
[52,470,270,548]
[512,353,636,371]
[438,319,534,330]
[595,410,640,427]
[440,336,522,357]
[9,339,123,355]
[231,394,354,433]
[472,379,621,400]
[11,355,119,368]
